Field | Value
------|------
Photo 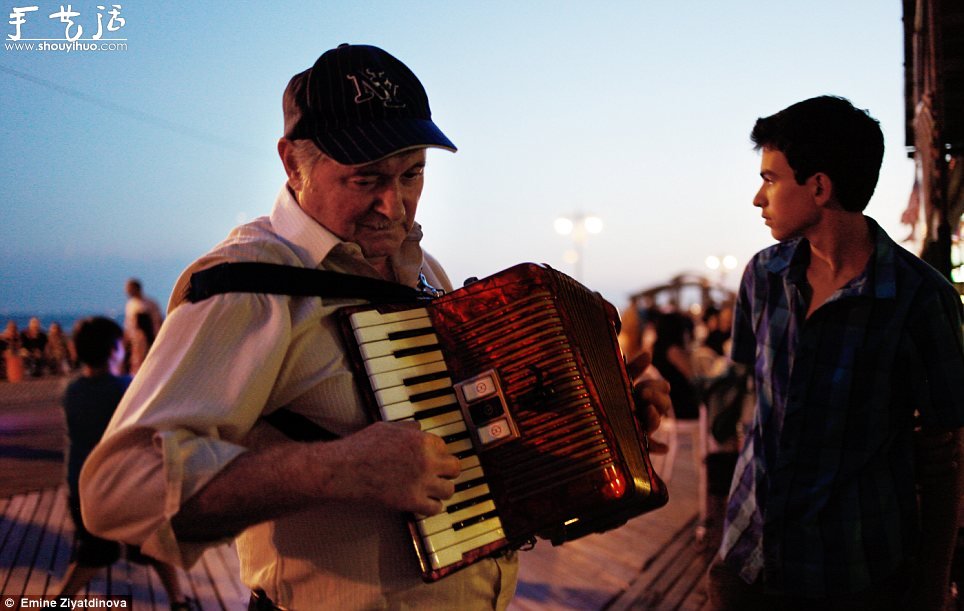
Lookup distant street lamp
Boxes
[555,212,603,282]
[705,254,738,286]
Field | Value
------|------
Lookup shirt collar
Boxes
[765,216,897,300]
[269,184,340,269]
[865,217,897,300]
[267,183,427,285]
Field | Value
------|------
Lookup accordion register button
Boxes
[468,397,504,425]
[461,375,496,401]
[478,419,511,445]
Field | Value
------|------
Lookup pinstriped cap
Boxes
[283,44,456,165]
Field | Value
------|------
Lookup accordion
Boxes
[339,263,668,582]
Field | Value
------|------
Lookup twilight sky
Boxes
[1,1,914,319]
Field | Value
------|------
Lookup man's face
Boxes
[753,148,820,242]
[297,148,426,259]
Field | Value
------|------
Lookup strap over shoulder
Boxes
[185,262,424,303]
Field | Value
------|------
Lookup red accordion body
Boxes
[340,263,668,582]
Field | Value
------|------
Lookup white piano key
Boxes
[427,521,506,569]
[459,455,480,473]
[444,438,473,456]
[418,499,497,538]
[374,376,452,407]
[364,349,445,375]
[422,511,502,555]
[380,396,459,422]
[416,408,466,431]
[452,465,486,488]
[350,307,430,329]
[422,419,467,438]
[359,333,439,360]
[368,360,449,391]
[441,481,492,510]
[353,316,433,344]
[414,464,488,522]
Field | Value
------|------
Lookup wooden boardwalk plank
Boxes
[2,380,715,610]
[24,487,65,595]
[0,485,247,610]
[126,560,162,611]
[0,490,42,596]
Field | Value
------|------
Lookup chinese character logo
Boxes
[7,4,126,41]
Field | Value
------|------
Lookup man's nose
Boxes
[374,182,406,220]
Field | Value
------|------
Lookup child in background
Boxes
[58,316,195,610]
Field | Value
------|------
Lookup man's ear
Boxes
[277,138,304,192]
[810,172,834,207]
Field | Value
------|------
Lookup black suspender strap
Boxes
[185,261,426,443]
[262,409,341,443]
[186,262,423,303]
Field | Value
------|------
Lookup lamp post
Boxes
[705,254,738,287]
[554,212,603,282]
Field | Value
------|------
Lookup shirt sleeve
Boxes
[79,290,293,567]
[729,262,758,367]
[908,284,964,429]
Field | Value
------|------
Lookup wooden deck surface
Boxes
[0,377,713,610]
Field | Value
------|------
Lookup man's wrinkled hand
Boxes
[627,351,672,454]
[333,421,460,516]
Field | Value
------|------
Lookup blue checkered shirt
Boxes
[719,218,964,597]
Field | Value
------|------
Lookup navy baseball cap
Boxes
[283,44,456,165]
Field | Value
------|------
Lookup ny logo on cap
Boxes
[346,69,407,108]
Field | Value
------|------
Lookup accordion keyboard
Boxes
[349,307,508,571]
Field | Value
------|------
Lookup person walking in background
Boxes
[58,316,194,610]
[708,96,964,610]
[122,278,163,374]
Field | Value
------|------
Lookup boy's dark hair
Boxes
[750,95,884,212]
[72,316,123,368]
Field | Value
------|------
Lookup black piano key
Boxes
[409,387,455,404]
[413,403,461,422]
[393,343,442,359]
[452,509,500,531]
[454,476,487,493]
[404,370,450,387]
[387,327,436,341]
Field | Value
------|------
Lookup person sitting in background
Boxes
[2,320,25,383]
[58,316,195,611]
[45,322,71,375]
[21,317,48,377]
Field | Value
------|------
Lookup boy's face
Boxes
[752,148,821,242]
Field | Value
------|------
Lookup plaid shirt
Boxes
[719,217,964,597]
